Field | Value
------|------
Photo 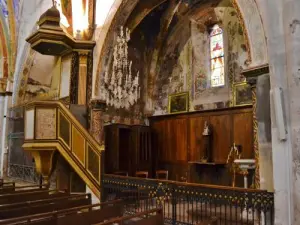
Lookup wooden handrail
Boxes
[23,100,104,198]
[24,100,103,153]
[0,189,62,198]
[104,174,268,193]
[0,193,89,209]
[0,184,48,190]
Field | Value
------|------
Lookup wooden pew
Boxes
[0,184,45,194]
[0,193,91,219]
[0,199,124,225]
[0,189,67,205]
[0,181,15,188]
[96,208,163,225]
[0,184,15,193]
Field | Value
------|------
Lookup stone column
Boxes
[243,64,273,191]
[0,91,12,177]
[282,1,300,224]
[259,0,295,224]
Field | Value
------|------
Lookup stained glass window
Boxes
[210,24,225,87]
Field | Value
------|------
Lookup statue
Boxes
[201,121,212,162]
[202,121,211,136]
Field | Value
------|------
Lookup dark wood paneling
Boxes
[104,124,153,176]
[151,120,166,163]
[174,118,188,161]
[189,116,208,162]
[209,114,231,163]
[149,106,253,186]
[233,112,253,158]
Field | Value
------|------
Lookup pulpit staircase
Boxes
[22,101,103,198]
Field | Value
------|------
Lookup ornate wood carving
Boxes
[90,99,106,144]
[70,52,79,104]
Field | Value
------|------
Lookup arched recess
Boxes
[93,0,268,104]
[12,43,61,106]
[232,0,268,67]
[12,44,36,106]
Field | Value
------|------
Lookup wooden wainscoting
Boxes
[149,106,253,187]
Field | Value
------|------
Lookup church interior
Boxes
[0,0,299,224]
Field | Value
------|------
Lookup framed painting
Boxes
[233,82,252,106]
[168,92,189,114]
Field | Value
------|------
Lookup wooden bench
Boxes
[0,181,15,188]
[0,184,46,194]
[0,199,124,225]
[0,193,91,219]
[0,189,67,205]
[96,208,163,225]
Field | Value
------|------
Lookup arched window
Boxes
[210,24,225,87]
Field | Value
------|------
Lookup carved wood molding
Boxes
[242,64,270,87]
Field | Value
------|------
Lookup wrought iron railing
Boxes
[102,174,274,225]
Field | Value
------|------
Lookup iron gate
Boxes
[7,106,40,183]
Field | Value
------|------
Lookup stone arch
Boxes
[12,44,36,106]
[232,0,268,67]
[93,0,268,102]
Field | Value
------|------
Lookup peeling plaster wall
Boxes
[99,2,164,125]
[152,1,248,115]
[92,0,123,98]
[23,53,60,103]
[12,0,52,104]
[94,0,139,99]
[284,2,300,224]
[235,0,268,67]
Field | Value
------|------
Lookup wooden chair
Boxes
[97,208,163,225]
[156,170,168,180]
[135,171,148,179]
[113,171,129,177]
[196,217,219,225]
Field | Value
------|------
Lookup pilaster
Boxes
[90,99,107,145]
[242,64,271,190]
[78,51,89,105]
